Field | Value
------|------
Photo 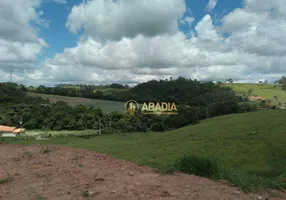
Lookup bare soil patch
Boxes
[0,144,285,200]
[248,96,268,101]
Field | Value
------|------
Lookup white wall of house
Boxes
[0,133,17,137]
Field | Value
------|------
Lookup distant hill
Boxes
[27,92,126,113]
[223,83,286,106]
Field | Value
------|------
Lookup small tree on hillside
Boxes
[278,76,286,84]
[273,96,278,101]
[283,81,286,91]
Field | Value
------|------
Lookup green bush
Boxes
[240,102,257,112]
[151,123,165,132]
[158,154,286,192]
[174,154,220,179]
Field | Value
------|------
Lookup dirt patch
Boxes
[248,96,268,101]
[0,168,8,183]
[0,144,285,200]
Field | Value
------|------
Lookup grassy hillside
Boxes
[27,92,126,113]
[94,87,130,94]
[61,85,130,94]
[9,110,286,176]
[24,130,98,137]
[224,83,286,106]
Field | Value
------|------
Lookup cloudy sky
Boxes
[1,0,286,86]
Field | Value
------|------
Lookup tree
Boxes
[275,76,286,91]
[67,119,77,130]
[151,123,165,132]
[283,81,286,91]
[20,86,28,92]
[278,76,286,84]
[109,83,125,89]
[76,120,85,130]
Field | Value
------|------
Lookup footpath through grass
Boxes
[6,110,286,191]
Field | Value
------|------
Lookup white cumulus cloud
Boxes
[206,0,218,11]
[54,0,67,4]
[1,0,286,86]
[0,0,47,73]
[66,0,186,41]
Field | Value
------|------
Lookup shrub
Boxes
[158,154,286,191]
[151,123,165,132]
[174,154,220,179]
[42,147,51,154]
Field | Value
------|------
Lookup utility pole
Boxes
[99,122,102,135]
[204,99,209,119]
[19,117,23,135]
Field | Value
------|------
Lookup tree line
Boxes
[274,76,286,91]
[31,77,245,104]
[0,79,257,132]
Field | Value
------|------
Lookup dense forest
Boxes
[0,79,257,132]
[33,77,243,104]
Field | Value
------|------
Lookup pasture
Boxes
[8,110,286,190]
[224,83,286,106]
[27,92,126,113]
[24,130,99,137]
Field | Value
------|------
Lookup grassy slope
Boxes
[95,88,130,94]
[62,86,130,94]
[24,130,99,136]
[224,83,286,105]
[9,110,286,175]
[27,92,125,113]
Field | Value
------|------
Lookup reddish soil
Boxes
[0,144,285,200]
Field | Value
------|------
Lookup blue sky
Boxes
[1,0,285,85]
[38,0,243,63]
[36,0,81,62]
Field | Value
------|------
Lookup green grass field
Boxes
[61,85,130,94]
[224,83,286,106]
[94,87,130,94]
[7,110,286,189]
[24,130,99,137]
[11,84,285,190]
[27,92,126,113]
